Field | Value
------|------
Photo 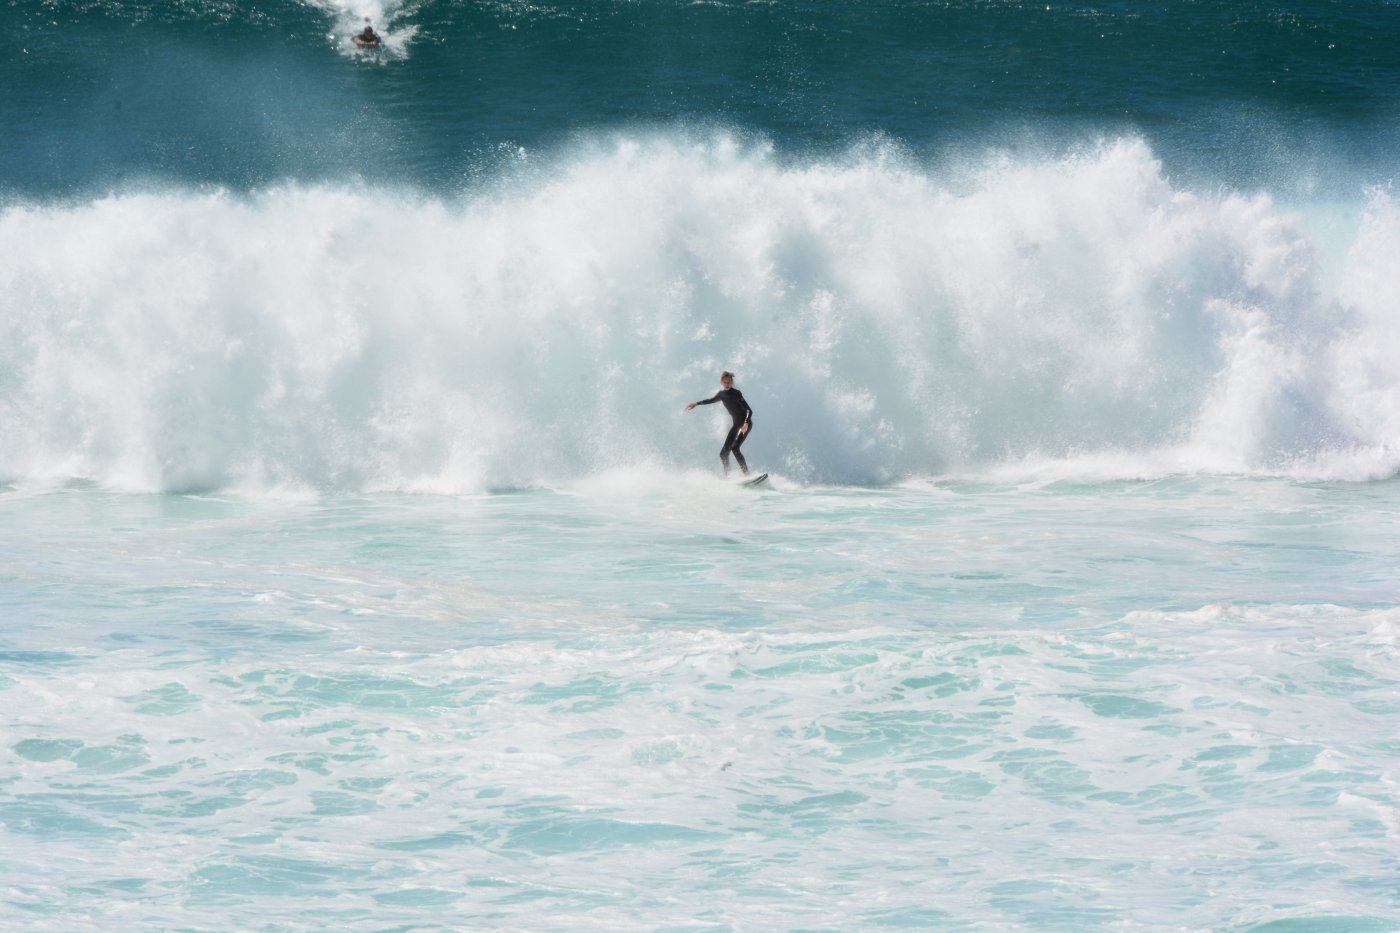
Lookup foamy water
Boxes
[305,0,418,56]
[4,137,1400,495]
[2,477,1398,930]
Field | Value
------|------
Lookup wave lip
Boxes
[2,134,1398,493]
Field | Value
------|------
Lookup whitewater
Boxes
[5,136,1400,493]
[3,474,1399,930]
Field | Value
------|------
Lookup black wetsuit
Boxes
[696,387,753,475]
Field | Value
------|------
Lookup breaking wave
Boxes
[3,134,1398,492]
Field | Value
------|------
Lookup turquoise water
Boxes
[4,478,1399,929]
[6,0,1400,928]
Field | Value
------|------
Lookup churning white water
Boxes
[2,477,1399,930]
[3,135,1398,494]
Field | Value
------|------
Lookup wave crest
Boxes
[2,134,1397,492]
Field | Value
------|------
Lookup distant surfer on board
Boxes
[353,23,382,47]
[685,371,754,477]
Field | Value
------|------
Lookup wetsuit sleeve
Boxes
[737,391,752,426]
[695,394,721,406]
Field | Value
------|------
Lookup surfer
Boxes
[685,371,753,477]
[354,23,382,47]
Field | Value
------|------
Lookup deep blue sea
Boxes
[4,1,1400,930]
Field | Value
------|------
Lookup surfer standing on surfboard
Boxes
[685,371,753,477]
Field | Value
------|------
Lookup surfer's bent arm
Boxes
[732,391,753,430]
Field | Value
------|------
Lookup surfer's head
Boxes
[720,371,734,388]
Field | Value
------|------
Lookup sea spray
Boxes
[2,134,1397,492]
[306,0,419,56]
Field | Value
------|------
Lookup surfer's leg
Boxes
[720,425,741,477]
[730,425,750,475]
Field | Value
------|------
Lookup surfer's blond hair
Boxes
[721,371,735,383]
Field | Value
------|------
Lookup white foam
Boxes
[305,0,418,57]
[3,134,1399,493]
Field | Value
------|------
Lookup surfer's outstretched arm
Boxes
[685,394,720,411]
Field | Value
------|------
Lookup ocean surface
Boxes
[4,0,1400,929]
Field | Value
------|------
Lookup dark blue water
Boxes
[7,0,1400,197]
